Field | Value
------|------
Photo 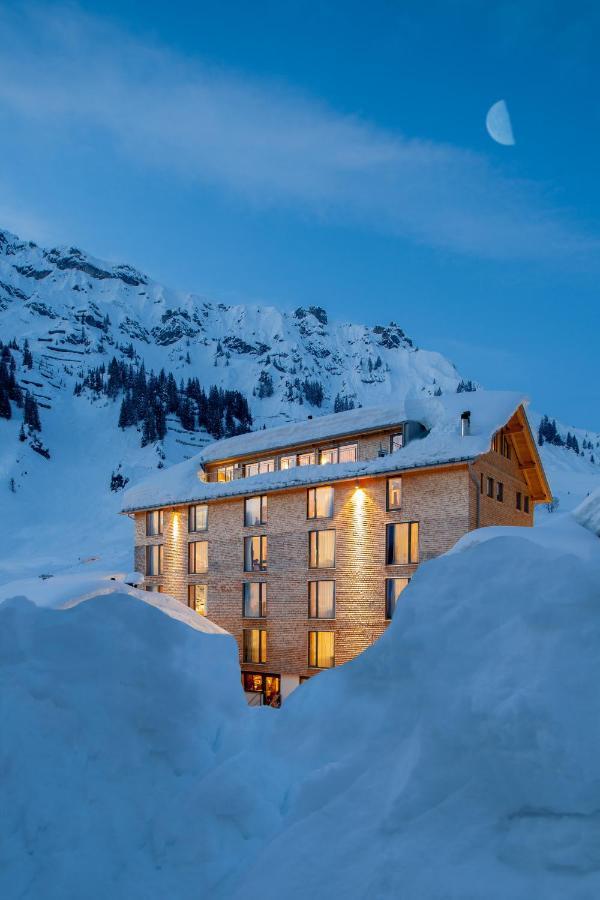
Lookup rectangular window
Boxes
[387,477,402,510]
[308,580,335,619]
[244,495,267,526]
[516,491,522,510]
[244,535,267,571]
[145,544,163,576]
[298,451,316,466]
[280,454,297,470]
[320,447,338,465]
[243,582,267,618]
[390,432,404,453]
[188,504,208,533]
[259,459,275,475]
[308,631,335,668]
[217,465,235,482]
[244,462,259,478]
[307,485,334,519]
[243,628,267,664]
[188,540,208,574]
[146,509,164,536]
[309,529,336,568]
[486,477,494,498]
[385,577,410,619]
[188,583,207,616]
[339,444,357,463]
[386,522,419,565]
[524,495,530,513]
[496,481,504,502]
[480,473,484,494]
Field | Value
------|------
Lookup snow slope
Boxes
[2,506,600,898]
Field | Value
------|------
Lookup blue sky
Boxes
[0,1,598,428]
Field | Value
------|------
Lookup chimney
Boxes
[307,414,313,420]
[460,410,471,437]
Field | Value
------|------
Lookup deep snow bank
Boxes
[2,512,600,899]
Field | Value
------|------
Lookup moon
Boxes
[486,99,515,146]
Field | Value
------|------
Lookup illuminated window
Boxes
[146,510,164,536]
[496,481,504,502]
[309,530,335,568]
[244,535,267,571]
[308,631,335,668]
[188,504,208,532]
[339,444,357,463]
[387,477,402,510]
[320,448,338,465]
[145,544,163,576]
[245,462,259,478]
[308,581,335,619]
[244,495,267,526]
[280,454,297,470]
[258,459,275,474]
[385,577,410,619]
[307,485,334,519]
[243,628,267,664]
[243,582,267,618]
[217,465,235,482]
[386,522,419,565]
[188,540,208,574]
[188,583,207,616]
[298,451,316,466]
[390,432,404,453]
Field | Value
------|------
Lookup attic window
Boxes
[390,432,404,453]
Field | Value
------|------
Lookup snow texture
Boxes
[2,512,600,898]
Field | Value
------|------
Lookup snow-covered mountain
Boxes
[0,226,598,581]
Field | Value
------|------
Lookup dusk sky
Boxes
[0,1,598,428]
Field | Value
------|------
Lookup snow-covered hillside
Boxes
[0,225,598,581]
[2,504,600,898]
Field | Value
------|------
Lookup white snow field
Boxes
[2,505,600,899]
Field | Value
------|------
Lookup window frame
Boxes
[390,431,404,453]
[516,491,522,510]
[386,476,402,511]
[385,577,410,619]
[244,495,268,527]
[188,583,208,616]
[188,503,208,533]
[188,539,208,575]
[486,476,494,498]
[242,582,267,618]
[308,630,335,668]
[338,443,358,463]
[319,447,338,465]
[298,451,317,466]
[524,495,530,514]
[145,543,164,576]
[308,580,336,619]
[243,628,267,664]
[280,454,297,470]
[244,535,268,572]
[496,481,504,502]
[307,485,334,520]
[145,509,164,536]
[308,529,336,569]
[385,522,419,566]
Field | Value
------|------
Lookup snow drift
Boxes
[2,509,600,898]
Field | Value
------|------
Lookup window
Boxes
[387,477,402,510]
[308,631,335,668]
[492,431,512,460]
[298,451,316,466]
[260,459,275,474]
[524,495,530,513]
[309,530,336,568]
[486,477,494,498]
[244,535,267,571]
[339,444,357,463]
[145,544,163,576]
[188,504,208,532]
[217,465,235,482]
[245,495,267,526]
[308,581,335,619]
[386,522,419,565]
[280,454,297,470]
[480,473,484,494]
[245,462,259,478]
[390,432,404,453]
[242,673,280,704]
[385,578,410,619]
[516,491,522,510]
[243,582,267,618]
[496,482,504,502]
[146,510,164,536]
[188,583,207,616]
[320,448,338,465]
[243,628,267,664]
[145,583,162,592]
[188,540,208,574]
[307,486,334,519]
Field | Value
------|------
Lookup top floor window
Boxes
[245,495,267,526]
[217,465,235,483]
[387,477,402,510]
[492,431,512,460]
[298,451,317,467]
[245,459,275,478]
[280,454,297,470]
[339,444,357,463]
[307,486,334,519]
[390,431,404,453]
[320,448,338,465]
[188,504,208,533]
[146,510,164,536]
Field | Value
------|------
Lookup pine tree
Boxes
[0,385,11,420]
[256,370,274,398]
[23,393,41,431]
[22,339,33,369]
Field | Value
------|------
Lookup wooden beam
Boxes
[519,461,537,471]
[504,423,524,435]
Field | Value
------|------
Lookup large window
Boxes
[309,530,336,568]
[145,544,163,576]
[146,510,164,536]
[387,477,402,510]
[244,535,267,571]
[243,628,267,664]
[307,485,334,519]
[244,495,267,526]
[298,451,316,466]
[280,454,297,470]
[390,432,404,453]
[243,582,267,618]
[308,631,335,668]
[320,447,338,465]
[339,444,357,463]
[217,465,235,482]
[188,504,208,533]
[188,540,208,574]
[308,580,335,619]
[386,522,419,565]
[188,583,207,616]
[385,577,410,619]
[244,459,275,478]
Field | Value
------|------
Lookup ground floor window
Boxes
[385,577,410,619]
[242,672,280,705]
[188,583,207,616]
[243,628,267,664]
[308,630,335,668]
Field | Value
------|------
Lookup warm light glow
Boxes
[172,510,180,538]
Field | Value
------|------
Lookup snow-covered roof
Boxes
[121,390,527,513]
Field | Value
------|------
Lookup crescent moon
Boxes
[486,99,515,146]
